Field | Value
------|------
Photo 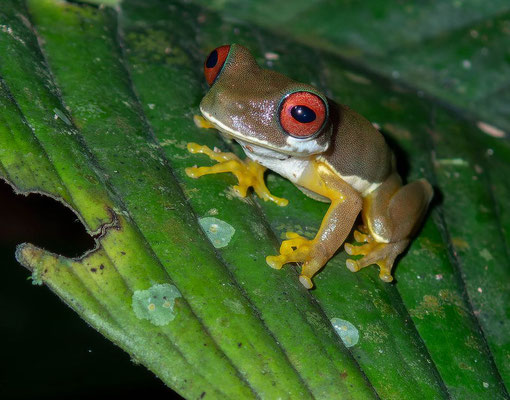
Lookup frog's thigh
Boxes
[363,173,433,242]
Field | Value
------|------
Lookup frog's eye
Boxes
[279,91,327,138]
[204,45,231,86]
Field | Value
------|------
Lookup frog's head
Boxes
[200,44,332,156]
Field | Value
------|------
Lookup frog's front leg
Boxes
[267,163,362,289]
[185,143,288,206]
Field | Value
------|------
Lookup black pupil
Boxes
[291,105,316,123]
[206,50,218,68]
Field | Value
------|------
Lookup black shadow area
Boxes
[0,180,174,399]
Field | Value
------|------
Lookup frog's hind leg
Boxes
[345,173,433,281]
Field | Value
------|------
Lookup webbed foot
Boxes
[266,232,326,289]
[344,226,408,282]
[186,142,288,206]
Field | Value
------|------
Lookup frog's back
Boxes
[319,104,394,196]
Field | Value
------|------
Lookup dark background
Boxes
[0,179,174,399]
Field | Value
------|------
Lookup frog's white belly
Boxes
[237,140,309,184]
[237,140,381,201]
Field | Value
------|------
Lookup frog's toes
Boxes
[193,115,216,129]
[345,239,409,283]
[345,258,361,273]
[380,270,393,283]
[279,232,311,255]
[347,256,394,281]
[264,195,288,207]
[353,227,372,243]
[232,184,249,198]
[266,232,326,289]
[299,274,313,289]
[266,232,313,267]
[185,165,208,179]
[187,142,204,154]
[246,161,288,206]
[266,254,286,270]
[344,240,379,256]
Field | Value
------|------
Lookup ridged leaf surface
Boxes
[1,0,509,398]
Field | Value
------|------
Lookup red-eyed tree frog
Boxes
[186,44,433,289]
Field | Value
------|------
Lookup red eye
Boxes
[279,91,327,138]
[204,45,231,86]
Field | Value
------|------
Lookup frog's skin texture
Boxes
[186,44,433,289]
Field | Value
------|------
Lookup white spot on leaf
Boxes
[264,52,279,61]
[477,122,506,138]
[480,248,494,262]
[132,283,181,326]
[435,158,469,167]
[199,217,235,248]
[331,318,359,348]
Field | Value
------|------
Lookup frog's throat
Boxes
[200,108,329,157]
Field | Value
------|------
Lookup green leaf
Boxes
[1,0,509,398]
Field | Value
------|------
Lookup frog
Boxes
[186,44,433,289]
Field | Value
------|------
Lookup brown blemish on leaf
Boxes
[373,298,396,316]
[410,295,445,320]
[411,289,468,321]
[438,289,464,308]
[362,322,389,344]
[465,335,482,353]
[451,237,470,249]
[459,362,475,371]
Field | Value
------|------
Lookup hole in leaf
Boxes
[0,179,95,257]
[0,178,175,397]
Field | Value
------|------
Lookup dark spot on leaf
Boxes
[91,268,97,273]
[200,391,206,399]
